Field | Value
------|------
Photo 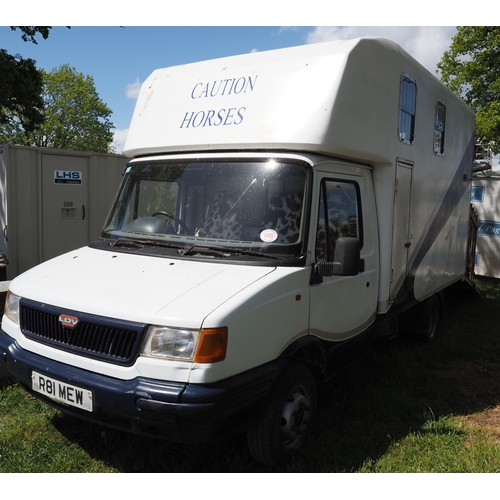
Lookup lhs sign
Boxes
[54,170,82,185]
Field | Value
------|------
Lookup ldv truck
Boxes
[0,38,476,466]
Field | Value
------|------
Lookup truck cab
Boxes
[1,151,378,465]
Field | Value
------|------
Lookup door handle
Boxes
[82,205,86,221]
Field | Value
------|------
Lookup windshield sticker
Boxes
[260,229,278,243]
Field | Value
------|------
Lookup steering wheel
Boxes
[151,211,192,233]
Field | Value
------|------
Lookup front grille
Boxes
[20,298,148,366]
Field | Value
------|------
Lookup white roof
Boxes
[123,37,466,164]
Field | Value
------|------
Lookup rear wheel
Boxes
[247,361,316,467]
[421,295,440,342]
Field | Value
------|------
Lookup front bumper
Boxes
[0,329,284,443]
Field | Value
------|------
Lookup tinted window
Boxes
[316,180,361,262]
[399,74,417,144]
[434,100,446,155]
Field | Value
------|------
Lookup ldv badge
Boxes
[59,314,79,328]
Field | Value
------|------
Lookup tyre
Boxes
[421,295,440,343]
[247,361,317,467]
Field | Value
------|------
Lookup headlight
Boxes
[4,290,21,325]
[142,326,200,361]
[141,325,228,363]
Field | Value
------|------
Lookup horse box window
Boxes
[399,74,417,144]
[434,100,446,155]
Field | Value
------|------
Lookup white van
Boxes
[0,38,476,466]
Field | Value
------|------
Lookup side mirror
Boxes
[311,237,362,284]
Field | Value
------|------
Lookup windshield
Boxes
[102,159,310,258]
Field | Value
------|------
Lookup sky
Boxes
[2,4,498,168]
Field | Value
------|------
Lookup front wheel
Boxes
[247,361,317,467]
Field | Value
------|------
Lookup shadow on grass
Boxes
[51,277,500,472]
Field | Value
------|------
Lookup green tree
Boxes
[1,64,115,153]
[0,27,53,135]
[9,26,52,44]
[0,50,44,134]
[438,27,500,154]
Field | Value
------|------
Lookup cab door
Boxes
[309,170,378,341]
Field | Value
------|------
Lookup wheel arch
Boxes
[279,335,327,382]
[398,290,444,341]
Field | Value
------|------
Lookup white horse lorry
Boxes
[0,38,476,466]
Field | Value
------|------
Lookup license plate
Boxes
[31,371,93,412]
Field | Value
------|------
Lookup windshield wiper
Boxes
[109,238,185,250]
[229,248,284,260]
[109,238,146,249]
[107,239,287,261]
[179,245,232,257]
[180,244,283,260]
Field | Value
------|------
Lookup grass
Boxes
[1,276,500,473]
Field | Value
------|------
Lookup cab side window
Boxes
[316,180,361,261]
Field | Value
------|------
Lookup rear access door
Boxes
[389,159,414,302]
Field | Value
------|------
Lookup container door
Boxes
[389,160,413,301]
[0,147,8,260]
[41,154,90,261]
